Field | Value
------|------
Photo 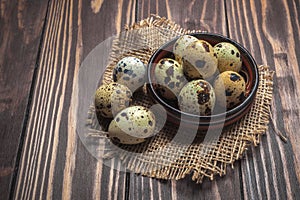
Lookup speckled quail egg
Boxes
[214,42,242,73]
[108,106,156,144]
[173,35,199,64]
[94,82,132,118]
[182,40,218,80]
[154,58,187,101]
[178,79,216,116]
[113,56,146,93]
[213,71,246,109]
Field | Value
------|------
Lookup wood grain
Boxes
[12,0,136,199]
[226,0,300,199]
[129,163,241,200]
[0,0,48,199]
[6,0,300,199]
[137,0,227,33]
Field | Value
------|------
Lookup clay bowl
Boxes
[146,33,259,131]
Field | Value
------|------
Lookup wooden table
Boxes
[1,0,299,199]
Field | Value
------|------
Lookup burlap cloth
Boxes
[88,15,274,183]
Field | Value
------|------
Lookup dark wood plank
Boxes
[12,0,136,199]
[226,0,300,199]
[137,0,227,33]
[0,0,48,199]
[129,163,241,200]
[128,1,242,199]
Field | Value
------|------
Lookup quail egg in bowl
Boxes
[147,33,259,130]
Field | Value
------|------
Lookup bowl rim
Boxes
[147,32,259,121]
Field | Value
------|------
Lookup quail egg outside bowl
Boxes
[146,33,259,130]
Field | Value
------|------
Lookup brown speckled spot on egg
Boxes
[168,59,174,64]
[205,107,212,115]
[120,112,126,117]
[202,42,210,52]
[197,91,210,105]
[195,60,206,68]
[148,120,153,126]
[216,44,222,48]
[238,92,246,101]
[236,52,240,57]
[164,77,171,84]
[166,66,174,76]
[179,76,186,82]
[113,71,118,81]
[198,81,210,93]
[229,102,235,108]
[121,112,129,120]
[111,137,121,144]
[230,73,241,81]
[231,50,235,55]
[225,89,233,96]
[124,69,133,75]
[168,82,175,89]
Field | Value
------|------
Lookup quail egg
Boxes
[213,71,246,109]
[94,82,132,118]
[182,40,218,80]
[173,35,199,64]
[178,79,216,116]
[108,106,156,144]
[214,42,242,73]
[113,56,146,93]
[154,58,187,101]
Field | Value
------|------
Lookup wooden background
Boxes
[0,0,299,199]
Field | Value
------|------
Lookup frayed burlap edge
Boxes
[92,15,274,183]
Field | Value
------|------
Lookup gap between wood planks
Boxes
[8,0,52,199]
[123,2,139,199]
[222,2,246,199]
[223,1,246,199]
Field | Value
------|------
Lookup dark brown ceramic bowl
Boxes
[146,33,259,130]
